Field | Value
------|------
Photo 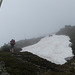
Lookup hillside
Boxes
[56,25,75,55]
[21,35,73,65]
[0,51,75,75]
[56,25,75,38]
[1,25,75,75]
[15,37,43,48]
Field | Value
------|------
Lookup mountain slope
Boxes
[15,37,43,48]
[56,25,75,55]
[21,35,74,65]
[0,51,75,75]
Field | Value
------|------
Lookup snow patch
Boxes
[21,35,74,65]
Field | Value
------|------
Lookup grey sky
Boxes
[0,0,75,46]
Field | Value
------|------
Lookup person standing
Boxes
[10,39,15,53]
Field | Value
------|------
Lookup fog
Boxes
[0,0,75,46]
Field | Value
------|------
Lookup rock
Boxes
[71,63,75,66]
[0,61,10,75]
[65,56,73,61]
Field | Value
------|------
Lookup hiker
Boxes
[10,39,15,53]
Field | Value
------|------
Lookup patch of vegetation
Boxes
[0,51,43,75]
[19,52,75,73]
[0,44,22,52]
[0,51,75,75]
[40,71,75,75]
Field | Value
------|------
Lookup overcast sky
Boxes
[0,0,75,46]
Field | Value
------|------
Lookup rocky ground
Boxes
[0,51,75,75]
[0,61,10,75]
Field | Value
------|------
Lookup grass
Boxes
[0,51,75,75]
[0,51,41,75]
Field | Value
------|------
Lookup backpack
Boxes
[10,39,15,45]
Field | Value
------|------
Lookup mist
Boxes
[0,0,75,46]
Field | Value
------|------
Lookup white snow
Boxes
[21,35,74,65]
